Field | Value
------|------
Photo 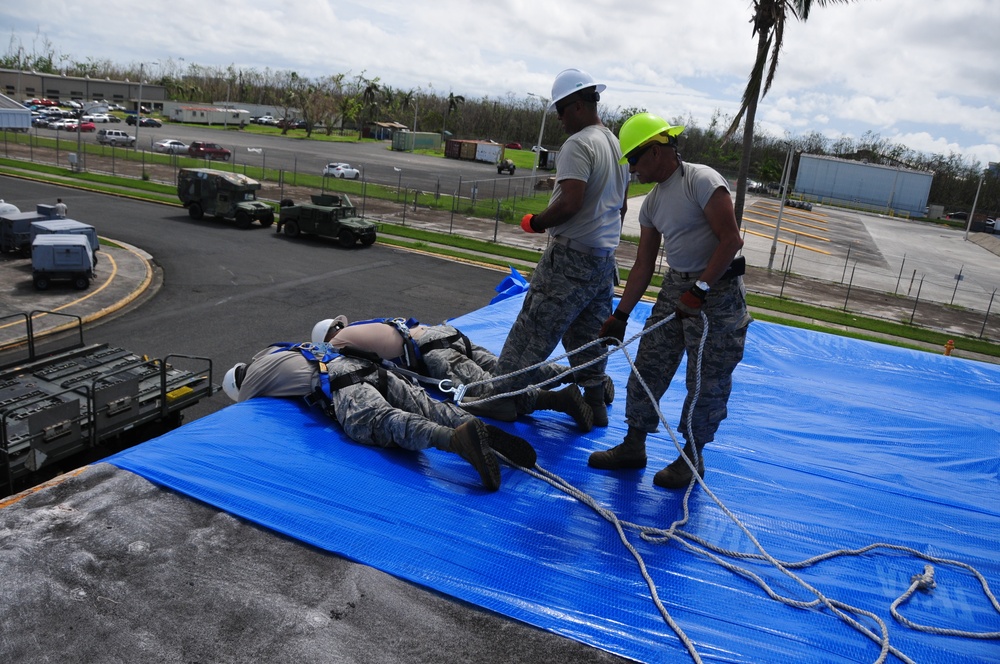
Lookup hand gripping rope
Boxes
[479,312,999,663]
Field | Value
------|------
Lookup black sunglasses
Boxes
[626,142,656,166]
[555,96,577,117]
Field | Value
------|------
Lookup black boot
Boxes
[653,443,706,489]
[601,375,615,405]
[588,428,647,470]
[583,385,608,427]
[483,424,537,468]
[536,386,593,432]
[460,396,518,422]
[449,420,501,491]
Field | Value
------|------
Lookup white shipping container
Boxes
[475,143,504,164]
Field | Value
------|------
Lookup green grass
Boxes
[2,150,997,359]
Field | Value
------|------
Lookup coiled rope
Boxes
[485,310,998,662]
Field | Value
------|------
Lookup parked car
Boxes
[986,218,997,233]
[96,129,136,147]
[505,142,522,150]
[322,162,360,179]
[188,141,231,161]
[139,117,162,127]
[946,211,968,221]
[49,119,75,131]
[153,139,189,155]
[70,121,96,133]
[83,113,111,123]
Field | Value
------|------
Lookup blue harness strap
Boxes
[268,342,388,409]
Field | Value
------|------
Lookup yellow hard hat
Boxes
[617,113,684,165]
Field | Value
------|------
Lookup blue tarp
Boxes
[110,294,1000,663]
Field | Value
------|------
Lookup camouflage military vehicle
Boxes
[277,194,377,248]
[177,168,275,229]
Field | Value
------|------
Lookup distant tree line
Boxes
[2,38,995,217]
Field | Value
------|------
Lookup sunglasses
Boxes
[626,142,656,166]
[555,96,577,117]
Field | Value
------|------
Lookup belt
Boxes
[669,256,746,281]
[552,235,616,258]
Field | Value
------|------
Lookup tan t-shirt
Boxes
[237,346,318,402]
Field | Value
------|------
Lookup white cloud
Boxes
[3,0,996,164]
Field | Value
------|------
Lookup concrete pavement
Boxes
[0,239,154,352]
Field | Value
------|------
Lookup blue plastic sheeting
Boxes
[110,295,1000,663]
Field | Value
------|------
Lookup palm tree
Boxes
[442,92,464,137]
[359,77,380,139]
[724,0,853,226]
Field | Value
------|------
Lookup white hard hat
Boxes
[222,363,246,402]
[311,315,349,345]
[549,68,606,110]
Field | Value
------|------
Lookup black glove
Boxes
[600,310,628,345]
[675,287,706,319]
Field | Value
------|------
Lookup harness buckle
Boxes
[437,379,467,403]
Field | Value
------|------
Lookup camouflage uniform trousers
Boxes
[417,324,569,408]
[625,273,752,446]
[492,242,617,411]
[325,356,472,452]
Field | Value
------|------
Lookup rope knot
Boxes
[911,564,936,592]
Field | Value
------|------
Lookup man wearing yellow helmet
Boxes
[488,68,630,429]
[588,112,752,490]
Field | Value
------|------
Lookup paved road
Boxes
[0,176,507,424]
[28,123,524,194]
[624,193,1000,312]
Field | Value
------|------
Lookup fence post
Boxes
[894,254,906,295]
[494,201,501,243]
[841,242,852,284]
[844,263,857,311]
[981,289,997,339]
[909,276,924,325]
[950,264,964,306]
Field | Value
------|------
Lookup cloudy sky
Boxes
[5,0,998,166]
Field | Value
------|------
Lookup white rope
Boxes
[494,310,998,662]
[456,312,678,408]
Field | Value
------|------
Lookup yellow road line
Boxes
[744,209,830,233]
[742,228,832,255]
[0,250,119,331]
[743,217,831,243]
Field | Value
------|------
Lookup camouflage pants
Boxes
[493,242,616,410]
[326,357,472,452]
[625,273,752,446]
[418,324,569,403]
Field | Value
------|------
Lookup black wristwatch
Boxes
[612,309,629,322]
[690,281,710,301]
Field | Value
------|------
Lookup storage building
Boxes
[794,154,932,218]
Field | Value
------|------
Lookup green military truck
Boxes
[177,168,275,229]
[277,194,377,248]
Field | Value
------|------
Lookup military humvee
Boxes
[177,168,275,229]
[277,194,377,248]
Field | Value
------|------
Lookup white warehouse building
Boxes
[794,154,933,218]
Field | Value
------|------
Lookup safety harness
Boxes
[267,342,389,413]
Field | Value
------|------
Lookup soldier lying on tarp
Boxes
[223,342,536,491]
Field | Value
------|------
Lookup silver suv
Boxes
[96,129,135,147]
